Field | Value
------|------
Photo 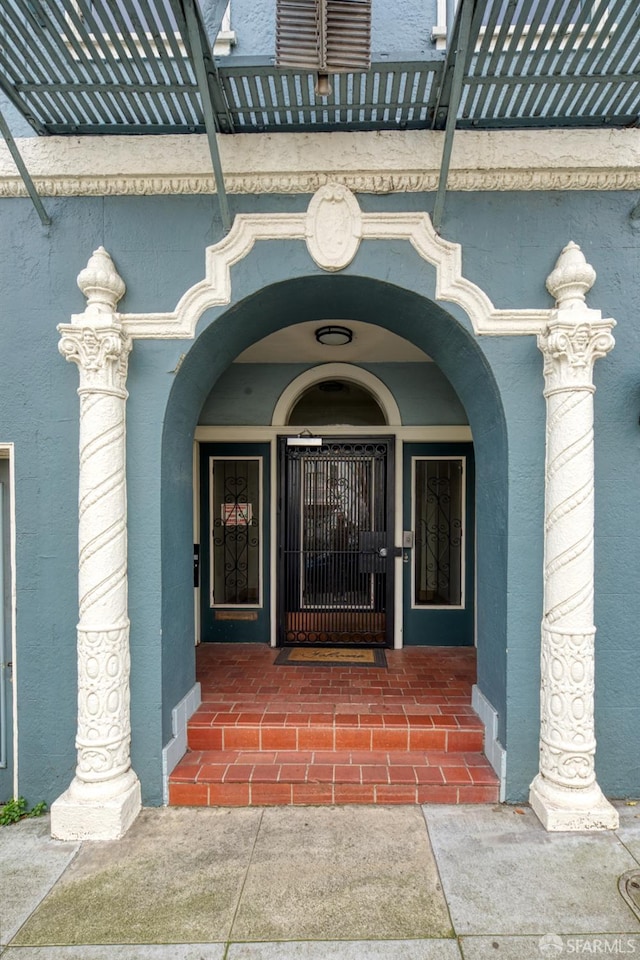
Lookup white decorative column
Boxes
[51,247,141,841]
[530,242,618,831]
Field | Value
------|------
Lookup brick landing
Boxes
[169,643,500,806]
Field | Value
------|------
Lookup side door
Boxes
[402,443,474,646]
[199,443,270,643]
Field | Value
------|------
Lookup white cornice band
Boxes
[1,129,639,197]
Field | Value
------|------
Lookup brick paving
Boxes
[169,644,500,805]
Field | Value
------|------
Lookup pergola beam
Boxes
[432,0,478,232]
[173,0,232,233]
[0,106,50,227]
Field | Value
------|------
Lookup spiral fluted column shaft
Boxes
[71,330,133,796]
[51,249,141,841]
[530,308,618,831]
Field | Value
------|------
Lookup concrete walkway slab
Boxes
[11,808,262,947]
[227,940,463,959]
[424,804,640,936]
[459,934,640,959]
[0,947,226,960]
[6,802,640,958]
[230,806,453,942]
[0,816,79,946]
[616,803,640,865]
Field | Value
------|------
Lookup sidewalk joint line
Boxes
[226,807,265,948]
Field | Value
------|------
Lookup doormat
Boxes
[275,647,387,667]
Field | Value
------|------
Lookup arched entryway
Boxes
[160,274,508,798]
[163,281,507,660]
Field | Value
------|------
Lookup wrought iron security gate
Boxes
[279,438,393,647]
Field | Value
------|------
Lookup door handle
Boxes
[378,546,402,558]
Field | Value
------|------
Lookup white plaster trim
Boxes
[162,682,202,804]
[118,185,552,340]
[271,363,402,427]
[472,684,507,801]
[2,129,639,197]
[0,445,18,799]
[305,184,363,271]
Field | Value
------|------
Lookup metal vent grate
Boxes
[276,0,371,73]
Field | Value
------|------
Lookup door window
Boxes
[210,457,262,606]
[413,457,465,608]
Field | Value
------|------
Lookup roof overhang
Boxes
[0,0,637,228]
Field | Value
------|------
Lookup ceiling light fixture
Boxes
[315,325,353,346]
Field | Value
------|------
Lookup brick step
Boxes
[196,691,475,705]
[169,748,500,806]
[187,710,484,753]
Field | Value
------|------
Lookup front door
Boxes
[200,443,270,643]
[402,443,475,645]
[278,437,394,647]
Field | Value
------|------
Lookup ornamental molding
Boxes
[271,363,402,427]
[2,170,640,197]
[546,241,596,306]
[304,183,362,271]
[118,183,552,339]
[77,246,126,315]
[2,129,640,197]
[538,243,616,393]
[58,324,132,394]
[58,248,131,392]
[539,321,616,394]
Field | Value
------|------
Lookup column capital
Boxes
[538,317,615,394]
[58,323,132,395]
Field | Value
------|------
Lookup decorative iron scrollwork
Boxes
[212,461,260,605]
[414,460,463,606]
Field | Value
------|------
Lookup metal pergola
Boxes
[0,0,638,229]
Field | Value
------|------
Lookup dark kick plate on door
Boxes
[215,611,258,621]
[359,531,386,573]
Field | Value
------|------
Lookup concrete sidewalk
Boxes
[2,802,640,959]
